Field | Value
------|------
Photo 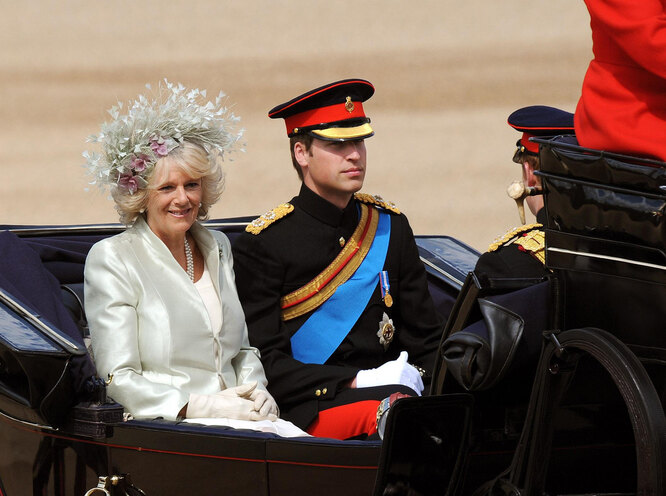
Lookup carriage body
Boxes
[0,220,475,496]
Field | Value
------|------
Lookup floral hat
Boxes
[84,80,244,195]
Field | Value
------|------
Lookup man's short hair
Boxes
[513,150,540,171]
[289,134,314,180]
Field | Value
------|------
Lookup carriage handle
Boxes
[84,476,114,496]
[84,474,147,496]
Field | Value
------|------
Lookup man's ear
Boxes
[293,141,310,168]
[522,161,539,187]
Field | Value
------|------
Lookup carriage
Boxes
[1,137,665,495]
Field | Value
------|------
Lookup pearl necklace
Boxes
[184,236,194,282]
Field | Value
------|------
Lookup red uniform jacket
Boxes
[575,0,666,162]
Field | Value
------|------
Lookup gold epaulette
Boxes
[245,203,294,235]
[354,193,400,214]
[487,223,542,252]
[513,229,546,264]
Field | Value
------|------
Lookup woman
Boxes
[84,82,300,434]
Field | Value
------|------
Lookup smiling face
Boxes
[295,138,367,209]
[145,158,202,243]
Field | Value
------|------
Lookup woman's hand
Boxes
[216,381,258,399]
[200,381,280,420]
[247,388,279,419]
[217,381,279,420]
[186,392,257,420]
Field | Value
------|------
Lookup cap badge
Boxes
[345,96,354,113]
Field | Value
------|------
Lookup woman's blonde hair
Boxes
[112,141,225,224]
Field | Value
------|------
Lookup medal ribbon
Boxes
[290,210,391,364]
[379,270,390,303]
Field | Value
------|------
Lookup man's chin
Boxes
[345,177,365,192]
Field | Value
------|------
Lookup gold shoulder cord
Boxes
[246,203,294,235]
[354,193,400,214]
[512,229,546,264]
[487,223,542,252]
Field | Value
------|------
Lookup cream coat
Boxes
[84,216,268,420]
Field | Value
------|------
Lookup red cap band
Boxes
[521,132,539,154]
[284,101,366,135]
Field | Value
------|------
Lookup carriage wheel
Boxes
[497,327,666,496]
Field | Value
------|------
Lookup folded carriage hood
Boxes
[0,288,86,426]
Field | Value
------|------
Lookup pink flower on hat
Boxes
[118,173,140,195]
[130,154,150,172]
[150,137,169,157]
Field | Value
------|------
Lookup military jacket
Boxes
[232,185,443,428]
[474,209,550,280]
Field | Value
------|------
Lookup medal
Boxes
[379,270,393,308]
[377,312,395,351]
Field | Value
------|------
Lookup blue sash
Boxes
[290,211,391,364]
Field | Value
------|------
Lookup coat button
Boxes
[322,388,328,395]
[315,389,321,396]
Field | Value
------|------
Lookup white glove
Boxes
[186,392,257,420]
[216,381,279,420]
[216,381,259,399]
[247,389,279,419]
[355,351,424,395]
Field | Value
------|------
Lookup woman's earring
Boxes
[199,202,202,207]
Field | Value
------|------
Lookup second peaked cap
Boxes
[508,105,575,156]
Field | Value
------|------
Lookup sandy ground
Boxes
[0,1,592,250]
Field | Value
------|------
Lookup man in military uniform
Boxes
[232,79,443,439]
[475,105,575,279]
[439,107,575,403]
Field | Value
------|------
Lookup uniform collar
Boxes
[293,183,357,227]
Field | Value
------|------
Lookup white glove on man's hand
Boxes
[355,351,424,395]
[215,381,279,420]
[186,392,256,420]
